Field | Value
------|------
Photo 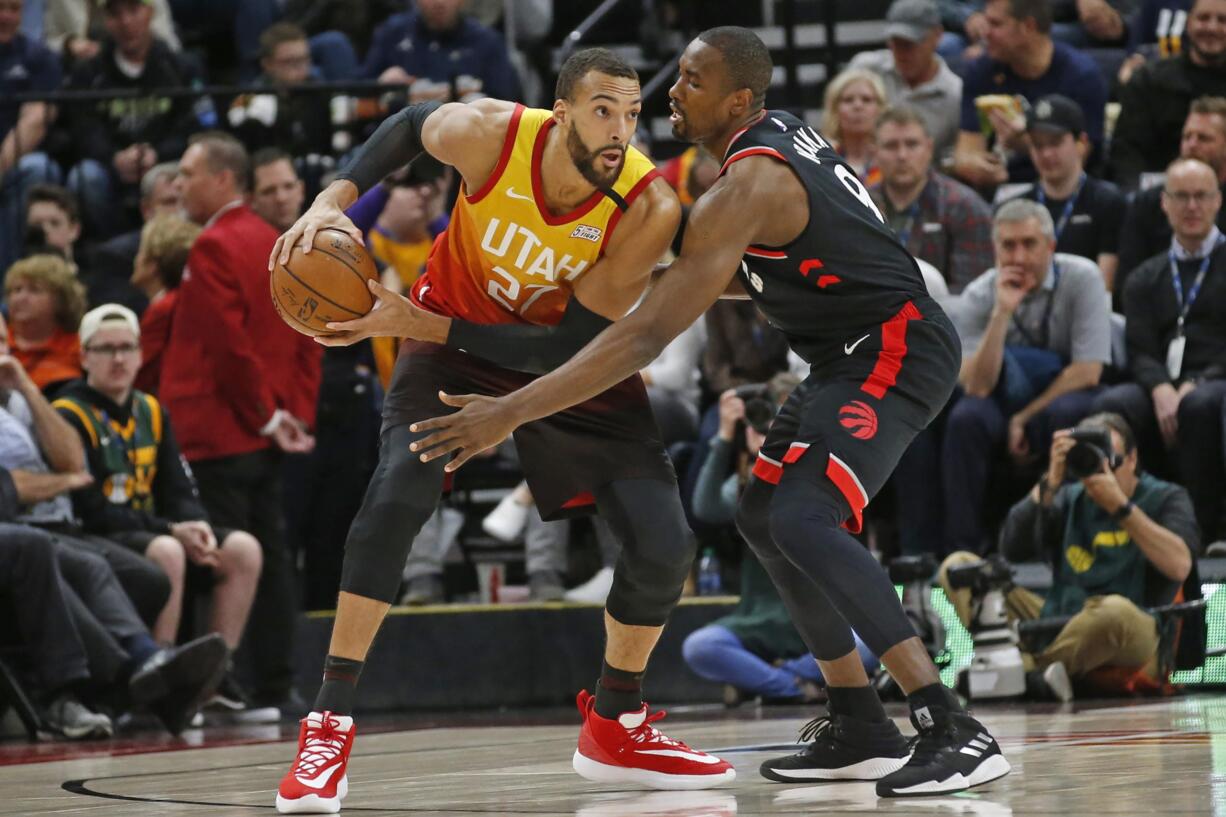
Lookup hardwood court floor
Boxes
[2,695,1223,816]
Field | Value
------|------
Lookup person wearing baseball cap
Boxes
[1005,94,1125,290]
[54,302,267,722]
[850,0,963,160]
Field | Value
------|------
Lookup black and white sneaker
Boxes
[876,706,1011,797]
[760,714,911,782]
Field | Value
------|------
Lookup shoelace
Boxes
[626,709,689,751]
[293,715,347,777]
[798,715,835,744]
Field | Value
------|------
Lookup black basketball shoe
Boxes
[760,713,911,782]
[876,704,1011,797]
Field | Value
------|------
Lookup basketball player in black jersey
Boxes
[406,27,1012,797]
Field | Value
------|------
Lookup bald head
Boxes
[1162,158,1223,246]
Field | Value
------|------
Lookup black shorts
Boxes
[109,527,237,585]
[753,301,959,533]
[382,341,676,520]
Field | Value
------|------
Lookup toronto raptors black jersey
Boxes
[725,110,932,367]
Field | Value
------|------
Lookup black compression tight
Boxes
[735,460,917,660]
[340,425,695,628]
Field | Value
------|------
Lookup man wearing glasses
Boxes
[1096,157,1226,545]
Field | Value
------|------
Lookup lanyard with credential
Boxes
[896,200,921,247]
[1168,236,1224,336]
[1035,173,1086,244]
[1011,264,1060,349]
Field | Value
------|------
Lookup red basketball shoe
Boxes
[572,690,736,790]
[275,711,355,814]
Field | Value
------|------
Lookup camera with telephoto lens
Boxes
[946,555,1015,594]
[733,383,776,434]
[1064,428,1120,480]
[947,556,1026,699]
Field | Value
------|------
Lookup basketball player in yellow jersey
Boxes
[269,49,733,814]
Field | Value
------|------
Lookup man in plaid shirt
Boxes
[872,107,996,293]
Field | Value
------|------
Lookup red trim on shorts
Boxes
[531,119,605,226]
[782,441,809,464]
[719,146,787,175]
[599,169,663,255]
[751,453,784,484]
[745,246,788,259]
[825,454,868,534]
[860,300,923,400]
[561,492,596,510]
[466,104,525,204]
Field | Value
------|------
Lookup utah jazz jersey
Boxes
[727,110,934,368]
[410,105,661,326]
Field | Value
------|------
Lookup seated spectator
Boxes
[1118,97,1226,285]
[1110,0,1226,190]
[850,0,964,162]
[89,161,183,315]
[24,184,81,263]
[0,0,63,272]
[0,478,229,737]
[1118,0,1192,84]
[0,308,172,628]
[940,413,1197,698]
[1002,95,1126,290]
[872,106,995,293]
[952,0,1107,189]
[44,0,180,64]
[362,0,523,102]
[1097,158,1226,543]
[227,23,333,156]
[129,214,197,391]
[4,253,85,392]
[55,304,264,713]
[821,68,888,186]
[682,381,879,704]
[942,198,1110,553]
[65,0,210,240]
[250,148,305,234]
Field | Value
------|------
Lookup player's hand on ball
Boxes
[270,193,364,271]
[409,393,518,472]
[317,279,450,346]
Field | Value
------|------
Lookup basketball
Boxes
[270,228,378,337]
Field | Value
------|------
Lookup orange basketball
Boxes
[270,228,378,337]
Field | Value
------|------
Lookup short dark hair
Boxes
[555,48,639,102]
[252,147,295,175]
[876,106,931,136]
[26,184,80,224]
[696,26,773,107]
[990,0,1053,33]
[1077,412,1137,455]
[189,130,251,193]
[259,21,308,60]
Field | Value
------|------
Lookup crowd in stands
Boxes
[0,0,1220,734]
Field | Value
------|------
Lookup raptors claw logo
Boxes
[839,400,878,440]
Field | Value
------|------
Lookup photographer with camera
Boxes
[940,412,1197,699]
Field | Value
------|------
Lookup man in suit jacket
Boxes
[163,131,322,712]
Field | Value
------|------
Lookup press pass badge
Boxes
[1166,328,1186,380]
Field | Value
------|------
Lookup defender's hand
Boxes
[409,392,520,472]
[315,279,450,346]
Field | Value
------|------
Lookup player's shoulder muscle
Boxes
[423,98,519,171]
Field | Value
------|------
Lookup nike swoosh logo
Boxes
[505,187,533,201]
[844,334,870,355]
[635,749,723,764]
[296,761,342,790]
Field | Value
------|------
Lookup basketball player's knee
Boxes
[606,530,693,627]
[734,488,772,549]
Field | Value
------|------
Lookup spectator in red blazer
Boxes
[162,131,321,713]
[131,214,200,394]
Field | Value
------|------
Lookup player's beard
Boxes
[567,126,624,189]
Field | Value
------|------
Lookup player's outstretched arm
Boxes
[270,98,514,270]
[408,168,768,470]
